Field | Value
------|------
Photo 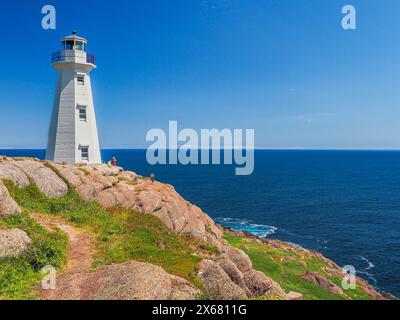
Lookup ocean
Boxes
[1,149,399,296]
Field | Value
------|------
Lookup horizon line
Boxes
[2,147,400,152]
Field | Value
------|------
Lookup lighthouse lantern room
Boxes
[46,31,101,164]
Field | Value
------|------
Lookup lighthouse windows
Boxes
[64,40,74,50]
[80,147,89,162]
[75,41,84,51]
[78,107,87,121]
[63,40,87,51]
[77,75,85,85]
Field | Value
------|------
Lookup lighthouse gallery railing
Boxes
[51,51,96,65]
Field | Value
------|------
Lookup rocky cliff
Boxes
[0,156,393,300]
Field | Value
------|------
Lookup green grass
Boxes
[92,207,203,283]
[3,180,217,288]
[224,231,373,300]
[0,212,68,300]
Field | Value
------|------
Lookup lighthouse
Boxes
[46,32,101,164]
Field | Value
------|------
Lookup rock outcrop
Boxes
[13,160,68,198]
[0,181,21,217]
[220,246,253,273]
[302,271,343,295]
[244,269,286,298]
[0,228,32,258]
[50,162,223,245]
[84,261,198,300]
[0,158,68,198]
[0,161,30,187]
[197,260,248,300]
[215,257,251,295]
[287,291,303,300]
[197,245,288,300]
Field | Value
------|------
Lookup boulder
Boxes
[287,291,303,300]
[243,269,287,299]
[220,246,253,273]
[90,172,119,189]
[51,164,87,188]
[0,161,30,187]
[12,160,68,198]
[130,190,163,213]
[0,181,21,217]
[84,261,198,300]
[301,271,343,295]
[0,228,32,258]
[215,257,249,293]
[197,260,248,300]
[94,188,122,208]
[169,275,199,300]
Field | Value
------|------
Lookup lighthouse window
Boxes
[75,41,84,51]
[81,147,89,161]
[77,75,85,85]
[79,108,87,121]
[65,40,74,50]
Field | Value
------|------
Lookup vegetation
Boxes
[0,212,68,300]
[2,180,217,291]
[224,231,373,300]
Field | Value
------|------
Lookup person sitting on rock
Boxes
[111,157,117,167]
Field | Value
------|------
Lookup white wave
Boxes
[215,217,277,238]
[358,256,375,271]
[355,256,378,286]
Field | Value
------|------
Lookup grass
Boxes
[3,180,217,288]
[224,231,373,300]
[0,212,68,300]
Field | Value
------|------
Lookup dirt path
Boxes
[31,213,94,300]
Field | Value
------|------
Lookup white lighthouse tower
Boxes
[46,31,101,164]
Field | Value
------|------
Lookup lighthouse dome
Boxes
[52,31,95,68]
[61,31,88,52]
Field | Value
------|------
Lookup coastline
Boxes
[0,155,397,300]
[220,225,397,300]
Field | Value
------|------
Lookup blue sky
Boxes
[1,0,400,149]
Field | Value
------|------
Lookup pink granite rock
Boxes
[220,246,253,273]
[0,181,21,217]
[197,260,248,300]
[302,271,343,295]
[12,160,68,198]
[243,269,287,299]
[84,261,198,300]
[0,228,32,258]
[0,160,30,187]
[287,291,303,300]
